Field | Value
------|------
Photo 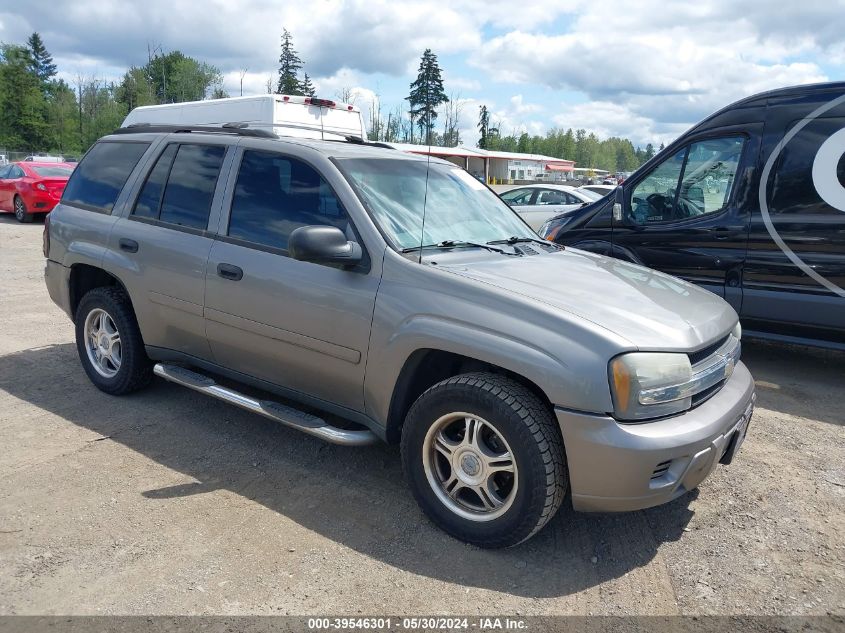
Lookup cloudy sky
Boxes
[1,0,843,147]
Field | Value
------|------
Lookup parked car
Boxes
[579,184,617,198]
[539,82,845,351]
[44,115,755,548]
[499,184,601,230]
[0,161,75,222]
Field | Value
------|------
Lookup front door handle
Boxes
[118,238,139,253]
[217,263,243,281]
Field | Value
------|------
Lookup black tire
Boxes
[74,287,153,395]
[14,196,33,223]
[401,372,567,548]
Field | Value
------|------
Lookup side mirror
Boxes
[288,225,362,267]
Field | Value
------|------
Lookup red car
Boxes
[0,161,75,222]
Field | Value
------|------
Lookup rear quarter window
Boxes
[61,141,150,213]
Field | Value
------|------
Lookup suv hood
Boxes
[440,248,736,350]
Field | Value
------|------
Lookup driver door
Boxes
[613,129,760,308]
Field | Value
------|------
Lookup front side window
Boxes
[132,143,225,230]
[228,150,349,251]
[500,188,534,205]
[62,142,150,213]
[629,136,744,224]
[339,158,536,250]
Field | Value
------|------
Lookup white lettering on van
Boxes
[811,127,845,212]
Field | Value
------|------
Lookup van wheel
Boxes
[74,287,152,395]
[14,196,33,223]
[401,373,567,548]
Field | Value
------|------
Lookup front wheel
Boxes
[14,196,33,223]
[401,373,568,548]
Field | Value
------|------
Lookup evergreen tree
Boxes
[26,32,57,86]
[406,49,448,144]
[644,142,655,160]
[0,44,49,150]
[300,72,315,97]
[276,28,304,96]
[477,104,489,149]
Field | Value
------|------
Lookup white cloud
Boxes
[470,0,835,141]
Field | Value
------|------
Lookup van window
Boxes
[133,143,225,230]
[62,142,150,213]
[629,136,744,223]
[227,150,348,251]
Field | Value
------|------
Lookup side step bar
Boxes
[153,363,378,446]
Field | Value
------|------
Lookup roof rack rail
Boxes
[343,135,396,150]
[112,123,278,139]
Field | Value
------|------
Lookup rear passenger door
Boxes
[105,139,233,361]
[203,145,380,412]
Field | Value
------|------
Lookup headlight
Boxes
[732,321,742,340]
[609,352,692,421]
[539,215,572,240]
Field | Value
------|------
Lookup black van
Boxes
[540,82,845,350]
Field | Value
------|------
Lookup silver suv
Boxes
[44,125,755,547]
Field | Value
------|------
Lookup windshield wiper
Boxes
[401,240,519,255]
[487,236,562,248]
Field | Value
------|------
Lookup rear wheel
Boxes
[401,373,567,548]
[14,196,33,223]
[74,287,152,395]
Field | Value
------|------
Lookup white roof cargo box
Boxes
[121,95,366,140]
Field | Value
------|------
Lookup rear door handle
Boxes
[118,238,139,253]
[217,263,243,281]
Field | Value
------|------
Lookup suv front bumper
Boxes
[557,361,756,512]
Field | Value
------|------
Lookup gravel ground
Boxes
[0,215,843,616]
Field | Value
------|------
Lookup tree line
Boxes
[0,30,663,171]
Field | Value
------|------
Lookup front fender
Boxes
[364,310,615,430]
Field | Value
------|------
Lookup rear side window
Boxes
[132,143,225,230]
[62,142,150,213]
[227,150,348,251]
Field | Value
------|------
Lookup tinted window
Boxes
[31,165,74,177]
[0,166,9,179]
[228,150,348,251]
[157,144,225,229]
[9,166,25,178]
[62,142,150,213]
[133,144,178,219]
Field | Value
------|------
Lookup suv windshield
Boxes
[339,158,535,250]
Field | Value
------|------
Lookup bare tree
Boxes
[440,92,463,147]
[335,86,357,105]
[265,75,273,94]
